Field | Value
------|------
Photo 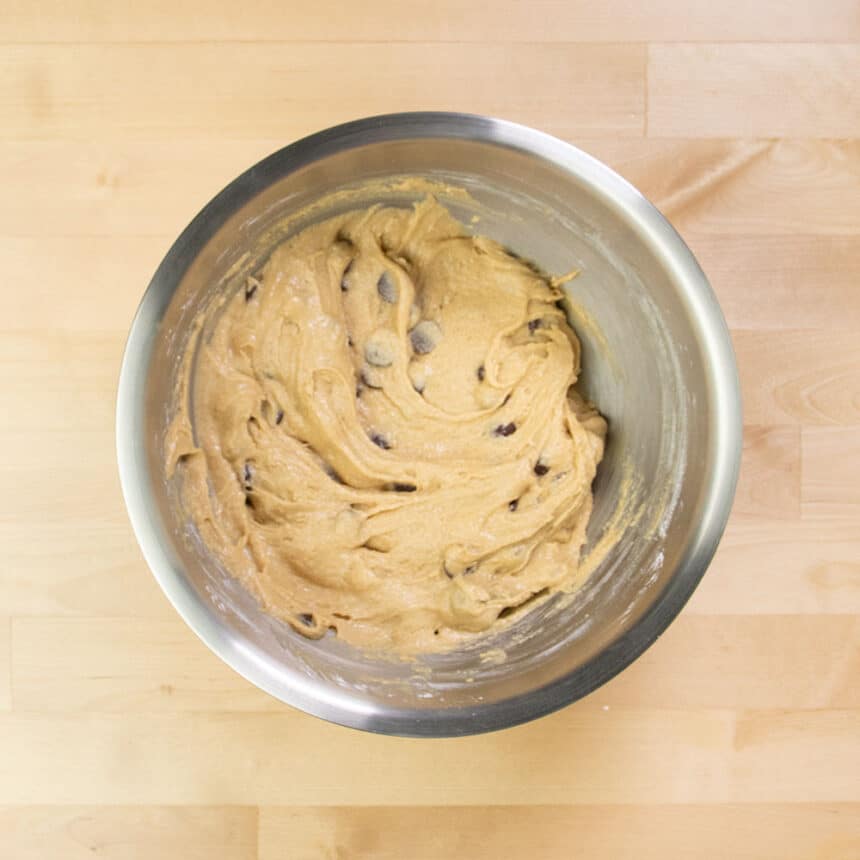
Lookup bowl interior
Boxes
[126,121,737,735]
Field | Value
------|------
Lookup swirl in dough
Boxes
[168,197,606,653]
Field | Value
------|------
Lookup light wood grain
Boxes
[689,516,860,616]
[649,44,860,138]
[11,616,276,712]
[0,333,123,434]
[4,0,860,43]
[735,425,800,519]
[734,330,860,426]
[258,804,860,860]
[0,528,166,617]
[0,618,9,711]
[686,234,860,331]
[803,427,860,511]
[1,3,859,857]
[0,43,644,141]
[0,807,256,860]
[601,139,860,236]
[0,709,857,805]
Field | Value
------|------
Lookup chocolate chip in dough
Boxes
[298,613,315,627]
[340,259,354,292]
[534,459,549,476]
[370,432,391,450]
[477,364,485,381]
[244,276,261,301]
[528,318,544,334]
[410,320,441,355]
[391,482,417,493]
[360,367,383,389]
[324,464,344,484]
[275,409,284,425]
[377,271,398,303]
[508,499,519,512]
[443,561,476,579]
[365,340,394,368]
[493,422,517,437]
[242,462,254,491]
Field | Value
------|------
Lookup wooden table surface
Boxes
[2,2,859,857]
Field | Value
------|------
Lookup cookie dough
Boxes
[167,197,606,652]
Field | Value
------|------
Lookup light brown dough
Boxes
[167,197,606,653]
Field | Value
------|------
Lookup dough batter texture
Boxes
[167,198,606,652]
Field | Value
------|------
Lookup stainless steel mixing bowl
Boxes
[116,113,741,736]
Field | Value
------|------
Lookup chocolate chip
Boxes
[324,464,344,484]
[244,495,254,508]
[341,259,354,292]
[360,368,383,389]
[477,364,485,381]
[370,432,391,450]
[242,462,254,490]
[534,460,549,476]
[377,271,398,303]
[444,562,476,579]
[347,335,354,347]
[391,482,417,493]
[298,613,314,626]
[410,320,441,355]
[365,340,394,368]
[508,499,519,512]
[528,318,544,333]
[493,422,517,437]
[244,276,260,301]
[275,409,284,425]
[501,393,511,406]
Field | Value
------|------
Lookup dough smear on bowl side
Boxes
[166,196,606,653]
